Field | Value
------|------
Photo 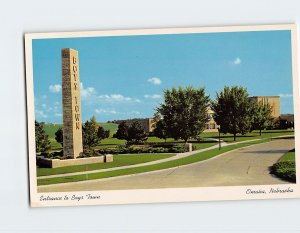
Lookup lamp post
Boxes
[217,126,221,150]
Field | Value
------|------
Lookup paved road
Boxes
[38,138,294,192]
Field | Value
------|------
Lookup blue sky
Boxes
[32,30,294,123]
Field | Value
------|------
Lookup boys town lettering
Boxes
[71,56,80,130]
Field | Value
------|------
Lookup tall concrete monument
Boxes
[62,48,83,159]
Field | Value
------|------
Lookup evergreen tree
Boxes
[97,126,110,140]
[104,130,110,138]
[54,127,63,146]
[82,117,99,148]
[113,121,129,140]
[127,121,147,144]
[35,120,51,153]
[153,119,168,142]
[90,115,98,129]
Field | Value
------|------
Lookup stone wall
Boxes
[37,156,107,168]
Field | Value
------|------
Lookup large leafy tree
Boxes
[251,101,274,135]
[82,117,99,149]
[55,127,63,146]
[155,86,210,143]
[35,120,51,153]
[211,86,253,141]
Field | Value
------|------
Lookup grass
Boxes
[37,138,274,186]
[279,148,295,162]
[37,153,175,177]
[99,123,118,136]
[270,148,296,182]
[44,124,62,138]
[201,129,294,143]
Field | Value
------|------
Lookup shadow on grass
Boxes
[210,135,255,140]
[243,150,291,154]
[271,136,294,140]
[262,130,294,134]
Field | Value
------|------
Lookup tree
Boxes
[97,126,110,140]
[55,128,63,146]
[82,117,99,149]
[113,121,147,144]
[35,120,51,153]
[155,86,210,143]
[211,86,253,141]
[127,121,147,144]
[105,130,110,138]
[251,101,274,136]
[113,121,128,140]
[153,119,168,142]
[90,115,98,129]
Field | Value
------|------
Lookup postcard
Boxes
[25,24,299,207]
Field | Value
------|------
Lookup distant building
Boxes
[248,96,280,118]
[123,118,155,133]
[279,114,294,129]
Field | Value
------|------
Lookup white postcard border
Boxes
[25,24,300,207]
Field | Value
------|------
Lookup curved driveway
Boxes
[38,138,294,192]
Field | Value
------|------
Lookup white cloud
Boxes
[80,82,96,98]
[55,113,62,117]
[279,93,293,98]
[80,82,141,104]
[128,111,140,115]
[98,94,141,103]
[36,110,48,118]
[95,108,117,115]
[231,57,241,65]
[49,84,62,93]
[147,77,162,85]
[144,94,161,99]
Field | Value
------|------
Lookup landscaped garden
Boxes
[37,138,277,185]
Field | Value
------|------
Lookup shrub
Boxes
[78,149,102,158]
[270,161,296,182]
[95,144,185,154]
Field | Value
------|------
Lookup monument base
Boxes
[37,154,113,168]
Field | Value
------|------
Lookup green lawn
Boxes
[279,148,295,162]
[44,124,62,138]
[37,153,175,177]
[38,138,273,185]
[201,129,294,143]
[99,123,118,136]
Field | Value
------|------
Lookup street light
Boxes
[217,126,221,150]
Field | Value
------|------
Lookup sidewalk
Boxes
[38,141,226,180]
